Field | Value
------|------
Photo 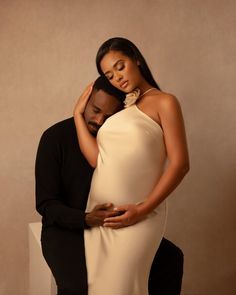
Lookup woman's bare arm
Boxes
[137,94,189,214]
[73,83,99,168]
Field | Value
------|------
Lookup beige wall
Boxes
[1,0,236,294]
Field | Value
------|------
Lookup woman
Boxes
[74,37,189,295]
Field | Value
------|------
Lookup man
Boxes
[35,76,183,295]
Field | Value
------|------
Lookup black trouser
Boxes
[149,239,184,295]
[41,226,183,295]
[41,226,88,295]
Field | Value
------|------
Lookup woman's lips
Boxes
[120,81,128,89]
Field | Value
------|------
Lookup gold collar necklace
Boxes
[139,87,156,98]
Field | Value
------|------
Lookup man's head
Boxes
[84,76,125,135]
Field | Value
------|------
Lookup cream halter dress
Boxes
[84,91,168,295]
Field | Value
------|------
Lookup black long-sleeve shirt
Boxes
[35,117,94,230]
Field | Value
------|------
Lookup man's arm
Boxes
[35,128,118,229]
[35,129,88,229]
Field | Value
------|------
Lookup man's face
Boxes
[84,89,122,135]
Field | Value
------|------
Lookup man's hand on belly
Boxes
[85,203,121,227]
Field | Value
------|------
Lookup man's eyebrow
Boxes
[104,59,123,75]
[92,103,101,110]
[92,103,115,117]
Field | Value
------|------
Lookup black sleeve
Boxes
[35,129,87,230]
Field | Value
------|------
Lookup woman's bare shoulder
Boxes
[149,91,180,111]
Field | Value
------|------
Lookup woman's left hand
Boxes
[73,82,94,116]
[103,204,146,229]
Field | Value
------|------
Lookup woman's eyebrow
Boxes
[104,59,123,75]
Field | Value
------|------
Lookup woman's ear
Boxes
[137,60,141,66]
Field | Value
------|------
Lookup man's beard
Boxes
[88,122,102,135]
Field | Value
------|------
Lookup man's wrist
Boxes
[84,212,91,229]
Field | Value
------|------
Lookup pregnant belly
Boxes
[86,164,162,211]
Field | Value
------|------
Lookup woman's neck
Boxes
[137,81,154,95]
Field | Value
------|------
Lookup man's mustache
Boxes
[88,121,102,131]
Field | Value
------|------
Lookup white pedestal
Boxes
[28,222,57,295]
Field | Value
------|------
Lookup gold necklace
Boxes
[139,87,156,98]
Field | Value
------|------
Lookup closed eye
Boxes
[105,73,113,80]
[117,64,124,71]
[93,107,100,113]
[105,61,125,80]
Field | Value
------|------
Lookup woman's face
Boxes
[100,50,143,93]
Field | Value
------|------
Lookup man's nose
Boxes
[94,114,105,125]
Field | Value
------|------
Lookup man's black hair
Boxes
[93,76,126,102]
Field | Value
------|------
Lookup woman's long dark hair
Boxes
[96,37,161,90]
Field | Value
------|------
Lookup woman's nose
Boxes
[115,73,122,82]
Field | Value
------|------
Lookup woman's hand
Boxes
[103,203,146,229]
[73,82,94,116]
[73,81,98,167]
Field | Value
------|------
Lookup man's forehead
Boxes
[89,89,121,115]
[91,89,110,100]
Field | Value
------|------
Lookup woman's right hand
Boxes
[103,203,146,229]
[73,81,99,168]
[73,82,94,116]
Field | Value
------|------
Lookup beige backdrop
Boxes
[0,0,235,294]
